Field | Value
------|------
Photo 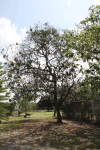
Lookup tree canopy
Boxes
[62,5,100,102]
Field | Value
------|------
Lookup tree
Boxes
[30,102,38,111]
[0,62,10,122]
[9,100,16,114]
[2,23,82,123]
[21,23,82,122]
[37,94,54,111]
[18,95,31,117]
[66,5,100,96]
[1,42,39,110]
[12,84,35,117]
[63,5,100,122]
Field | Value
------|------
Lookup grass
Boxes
[0,110,55,131]
[0,110,100,150]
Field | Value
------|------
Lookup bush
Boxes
[0,102,10,120]
[9,101,16,113]
[61,102,73,118]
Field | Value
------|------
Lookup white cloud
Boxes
[68,2,70,6]
[20,27,27,40]
[0,17,22,49]
[93,0,100,5]
[68,27,74,30]
[0,18,29,63]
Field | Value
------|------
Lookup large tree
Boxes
[2,23,82,123]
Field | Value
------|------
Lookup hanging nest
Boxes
[48,50,50,54]
[58,75,60,79]
[30,26,32,31]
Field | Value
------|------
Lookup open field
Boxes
[0,111,100,150]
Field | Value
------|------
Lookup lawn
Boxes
[0,111,100,150]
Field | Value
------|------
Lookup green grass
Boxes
[0,111,55,131]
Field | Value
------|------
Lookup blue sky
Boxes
[0,0,100,53]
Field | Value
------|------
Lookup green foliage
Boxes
[0,64,9,101]
[0,102,10,110]
[62,5,100,103]
[18,95,31,114]
[9,101,16,113]
[31,102,38,111]
[0,63,10,121]
[0,102,10,120]
[66,5,100,63]
[61,100,73,118]
[37,94,54,111]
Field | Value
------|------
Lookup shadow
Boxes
[36,119,100,149]
[2,119,44,124]
[1,117,100,150]
[62,117,100,128]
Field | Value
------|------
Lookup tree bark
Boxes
[53,73,62,123]
[57,108,62,123]
[47,107,49,112]
[54,109,56,117]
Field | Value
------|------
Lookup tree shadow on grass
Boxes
[2,119,44,124]
[0,117,100,150]
[33,118,100,150]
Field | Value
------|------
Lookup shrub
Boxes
[61,102,73,118]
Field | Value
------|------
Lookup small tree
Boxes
[18,96,30,117]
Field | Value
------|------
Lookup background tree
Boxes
[29,102,39,111]
[12,84,35,117]
[18,95,31,117]
[66,5,100,97]
[37,94,54,111]
[1,43,39,111]
[9,99,16,114]
[63,5,100,122]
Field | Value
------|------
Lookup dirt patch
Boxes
[0,117,100,150]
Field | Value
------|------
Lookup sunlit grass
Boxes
[0,110,55,132]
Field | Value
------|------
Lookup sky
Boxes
[0,0,100,52]
[0,0,100,103]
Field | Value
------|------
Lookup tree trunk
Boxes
[53,73,62,123]
[57,108,62,123]
[54,109,56,117]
